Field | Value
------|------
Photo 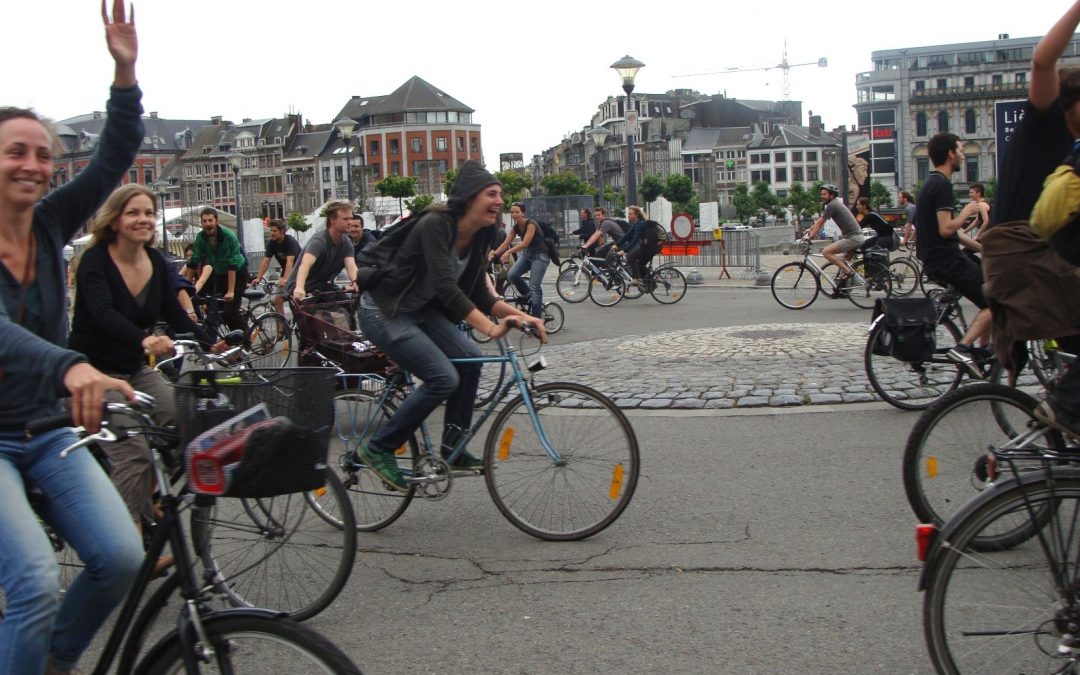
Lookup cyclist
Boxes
[572,208,597,256]
[0,4,145,672]
[184,207,248,332]
[855,197,897,252]
[802,184,865,296]
[69,184,216,568]
[356,161,545,490]
[286,199,359,302]
[491,201,549,318]
[581,206,625,259]
[612,205,655,285]
[250,218,298,315]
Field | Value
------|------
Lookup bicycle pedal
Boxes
[528,356,547,372]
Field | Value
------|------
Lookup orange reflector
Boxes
[609,464,624,500]
[312,486,327,498]
[395,445,407,456]
[498,428,515,461]
[916,524,938,562]
[926,456,938,478]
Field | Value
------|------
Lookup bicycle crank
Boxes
[409,456,452,500]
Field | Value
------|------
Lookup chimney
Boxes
[211,115,223,125]
[149,111,158,119]
[809,115,822,136]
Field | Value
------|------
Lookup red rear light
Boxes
[916,524,938,562]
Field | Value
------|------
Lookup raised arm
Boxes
[1031,1,1080,110]
[102,0,137,88]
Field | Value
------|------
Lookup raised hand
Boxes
[101,0,137,86]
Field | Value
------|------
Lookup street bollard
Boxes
[686,268,704,285]
[754,269,771,286]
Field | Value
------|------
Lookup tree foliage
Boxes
[406,194,434,213]
[494,169,532,205]
[442,169,457,197]
[750,181,785,222]
[732,184,756,223]
[639,175,665,204]
[286,211,310,234]
[540,172,594,197]
[375,174,418,216]
[784,183,820,222]
[662,174,696,210]
[869,180,894,210]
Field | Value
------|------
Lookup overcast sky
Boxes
[4,1,1072,165]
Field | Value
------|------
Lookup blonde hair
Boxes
[90,184,157,248]
[627,205,645,220]
[320,199,354,227]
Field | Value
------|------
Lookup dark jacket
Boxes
[0,85,144,430]
[365,210,499,320]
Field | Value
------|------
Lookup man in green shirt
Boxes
[185,207,249,331]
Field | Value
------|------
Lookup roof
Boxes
[54,113,214,154]
[681,126,754,153]
[284,130,333,161]
[747,124,841,149]
[336,76,474,121]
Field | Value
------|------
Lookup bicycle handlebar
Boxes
[26,391,157,438]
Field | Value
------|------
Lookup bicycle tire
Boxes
[922,473,1080,674]
[542,301,565,334]
[902,383,1058,546]
[621,265,645,300]
[245,312,292,369]
[589,273,626,307]
[864,317,964,410]
[770,262,820,309]
[134,613,361,674]
[649,266,687,304]
[189,468,356,622]
[886,257,922,297]
[846,259,891,309]
[555,263,591,303]
[483,382,639,541]
[332,390,418,530]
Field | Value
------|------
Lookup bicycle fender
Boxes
[917,465,1080,590]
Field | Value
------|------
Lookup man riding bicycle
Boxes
[802,184,865,297]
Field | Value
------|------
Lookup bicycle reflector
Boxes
[916,524,938,562]
[609,464,624,500]
[498,428,514,461]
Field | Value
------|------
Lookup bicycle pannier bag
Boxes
[872,297,937,363]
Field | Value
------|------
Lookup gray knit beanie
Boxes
[448,160,500,210]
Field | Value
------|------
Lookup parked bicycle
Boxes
[770,239,892,310]
[331,324,640,540]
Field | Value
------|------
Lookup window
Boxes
[751,169,771,184]
[807,166,819,181]
[438,159,448,173]
[436,137,447,152]
[938,110,949,133]
[965,156,979,183]
[390,139,399,155]
[937,78,947,90]
[993,74,1003,86]
[774,152,786,163]
[457,137,465,152]
[916,112,927,137]
[775,167,787,183]
[410,138,421,152]
[334,165,342,181]
[1016,72,1027,85]
[143,166,154,184]
[806,151,817,161]
[128,167,138,183]
[792,151,803,161]
[965,109,977,134]
[390,161,400,175]
[371,164,381,179]
[915,80,925,91]
[793,166,804,182]
[964,76,975,88]
[321,166,330,183]
[369,140,379,155]
[470,138,478,153]
[916,158,930,183]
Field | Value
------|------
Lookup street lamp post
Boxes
[610,55,645,207]
[334,117,358,201]
[587,126,610,209]
[150,179,170,255]
[226,151,246,253]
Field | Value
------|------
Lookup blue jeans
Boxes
[359,305,482,454]
[0,429,143,674]
[508,251,550,317]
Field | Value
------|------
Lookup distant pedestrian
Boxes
[899,190,917,247]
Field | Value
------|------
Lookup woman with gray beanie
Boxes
[356,161,546,491]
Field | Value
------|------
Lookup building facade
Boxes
[854,34,1080,193]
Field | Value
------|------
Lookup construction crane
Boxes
[675,42,827,100]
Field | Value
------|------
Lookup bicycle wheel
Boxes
[770,262,820,309]
[135,614,361,674]
[846,259,891,309]
[542,301,565,334]
[332,390,418,530]
[649,266,687,304]
[483,382,639,541]
[887,258,922,297]
[621,267,645,300]
[245,312,292,369]
[556,263,591,303]
[189,468,356,622]
[902,383,1057,542]
[923,472,1080,674]
[589,273,625,307]
[865,317,964,410]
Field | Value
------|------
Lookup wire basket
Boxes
[292,295,393,379]
[174,367,336,497]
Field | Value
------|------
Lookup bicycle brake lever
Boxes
[59,428,118,459]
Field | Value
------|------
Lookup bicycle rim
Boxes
[245,312,291,369]
[887,258,922,297]
[589,274,625,307]
[649,267,687,304]
[483,382,640,540]
[556,264,590,303]
[924,476,1080,674]
[543,302,565,334]
[190,471,356,622]
[846,260,891,309]
[770,262,819,309]
[135,614,360,674]
[864,318,964,410]
[332,390,418,530]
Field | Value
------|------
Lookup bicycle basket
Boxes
[294,297,357,348]
[174,367,336,498]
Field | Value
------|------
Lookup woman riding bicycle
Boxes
[69,184,216,559]
[0,4,145,672]
[492,201,549,318]
[356,161,545,491]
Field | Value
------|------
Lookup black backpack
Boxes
[535,220,561,265]
[641,219,668,247]
[871,297,938,363]
[355,211,430,290]
[611,218,630,234]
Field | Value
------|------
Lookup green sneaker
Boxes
[443,449,484,470]
[357,445,408,492]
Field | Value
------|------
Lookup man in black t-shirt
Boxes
[916,132,990,378]
[251,219,300,314]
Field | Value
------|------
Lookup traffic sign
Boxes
[670,212,694,242]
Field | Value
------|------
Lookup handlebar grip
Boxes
[26,413,75,437]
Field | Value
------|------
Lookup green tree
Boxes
[286,211,310,235]
[639,175,665,205]
[494,169,532,205]
[869,180,894,210]
[784,183,820,222]
[375,174,418,216]
[983,176,997,202]
[750,181,785,222]
[540,172,594,197]
[598,186,625,214]
[732,183,756,223]
[662,174,696,211]
[406,193,434,213]
[442,169,457,197]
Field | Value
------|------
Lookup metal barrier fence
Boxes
[655,230,763,275]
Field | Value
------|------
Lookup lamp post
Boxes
[334,117,358,201]
[150,179,171,255]
[610,55,645,206]
[226,151,246,253]
[587,126,610,209]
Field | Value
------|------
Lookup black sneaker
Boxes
[1034,399,1080,443]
